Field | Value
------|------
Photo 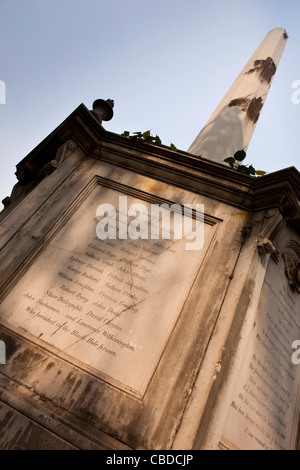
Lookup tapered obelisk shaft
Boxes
[188,28,288,163]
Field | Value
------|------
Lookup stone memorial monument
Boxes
[0,27,299,450]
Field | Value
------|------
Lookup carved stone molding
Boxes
[259,208,285,241]
[257,208,284,263]
[282,253,300,294]
[55,140,78,165]
[2,160,58,209]
[258,237,278,257]
[1,140,78,213]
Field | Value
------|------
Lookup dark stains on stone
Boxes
[72,378,83,396]
[283,31,288,40]
[12,348,43,367]
[45,361,56,371]
[0,410,14,431]
[246,57,277,85]
[64,372,77,390]
[228,96,264,124]
[76,380,95,412]
[228,97,250,112]
[247,97,263,123]
[1,334,22,360]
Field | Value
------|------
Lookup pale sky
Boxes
[0,0,299,208]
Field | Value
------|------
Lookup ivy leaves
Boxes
[121,130,178,151]
[121,133,266,178]
[224,150,266,177]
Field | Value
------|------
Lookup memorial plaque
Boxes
[0,177,212,398]
[221,239,300,450]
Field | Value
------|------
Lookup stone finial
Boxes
[188,28,288,163]
[91,99,114,123]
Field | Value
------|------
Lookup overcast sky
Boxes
[0,0,299,208]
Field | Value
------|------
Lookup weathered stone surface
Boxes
[220,225,300,450]
[0,402,76,450]
[0,182,212,397]
[0,96,299,450]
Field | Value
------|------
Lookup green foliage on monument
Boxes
[121,130,178,151]
[121,133,265,178]
[224,150,266,177]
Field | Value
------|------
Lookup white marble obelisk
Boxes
[188,28,288,163]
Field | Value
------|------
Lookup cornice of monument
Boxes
[2,102,299,228]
